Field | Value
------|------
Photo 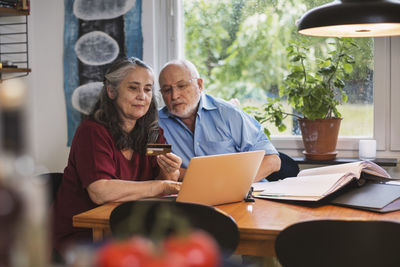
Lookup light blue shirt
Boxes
[158,94,278,168]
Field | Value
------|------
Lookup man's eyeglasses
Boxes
[160,78,198,95]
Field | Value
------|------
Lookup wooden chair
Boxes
[109,200,240,255]
[266,152,299,181]
[275,220,400,267]
[37,172,63,204]
[37,172,64,264]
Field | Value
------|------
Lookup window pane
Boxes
[184,0,374,138]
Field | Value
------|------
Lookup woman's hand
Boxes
[160,180,181,195]
[157,152,182,181]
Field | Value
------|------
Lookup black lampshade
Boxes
[298,0,400,37]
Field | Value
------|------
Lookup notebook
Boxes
[330,182,400,213]
[176,150,265,206]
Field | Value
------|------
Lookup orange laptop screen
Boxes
[176,150,264,206]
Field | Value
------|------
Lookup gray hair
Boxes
[159,59,200,85]
[90,57,159,153]
[105,57,155,96]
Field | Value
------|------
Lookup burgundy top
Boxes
[52,119,166,254]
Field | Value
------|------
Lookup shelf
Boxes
[292,156,398,167]
[0,10,29,80]
[0,8,29,16]
[0,67,30,73]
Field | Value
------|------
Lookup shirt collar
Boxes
[198,93,217,112]
[158,106,170,118]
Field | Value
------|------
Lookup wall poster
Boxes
[63,0,143,145]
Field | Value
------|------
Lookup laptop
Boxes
[176,150,265,206]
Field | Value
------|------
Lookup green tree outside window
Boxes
[184,0,373,137]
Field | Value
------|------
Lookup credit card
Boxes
[146,144,172,156]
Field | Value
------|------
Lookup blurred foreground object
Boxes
[96,230,220,267]
[0,177,23,266]
[109,200,239,255]
[100,200,235,266]
[0,78,49,266]
[0,78,26,266]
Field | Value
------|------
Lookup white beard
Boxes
[170,92,201,119]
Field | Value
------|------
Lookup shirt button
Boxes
[196,142,200,145]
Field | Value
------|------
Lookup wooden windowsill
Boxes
[292,156,398,167]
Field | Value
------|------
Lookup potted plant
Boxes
[245,37,357,160]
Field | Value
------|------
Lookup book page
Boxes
[253,161,394,201]
[257,172,351,197]
[298,162,364,177]
[360,161,392,178]
[252,182,275,192]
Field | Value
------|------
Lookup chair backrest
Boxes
[275,220,400,267]
[266,152,299,181]
[109,200,240,255]
[37,172,63,204]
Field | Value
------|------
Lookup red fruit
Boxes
[143,253,186,267]
[163,231,221,267]
[96,237,153,267]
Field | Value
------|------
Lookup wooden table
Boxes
[73,199,400,257]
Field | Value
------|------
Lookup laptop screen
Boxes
[176,150,264,206]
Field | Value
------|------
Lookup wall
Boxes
[28,1,154,172]
[28,0,68,172]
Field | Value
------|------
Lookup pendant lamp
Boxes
[297,0,400,37]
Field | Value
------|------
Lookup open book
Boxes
[253,161,396,201]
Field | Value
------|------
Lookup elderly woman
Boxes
[52,57,181,256]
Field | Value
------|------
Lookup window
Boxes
[147,0,400,158]
[184,0,373,137]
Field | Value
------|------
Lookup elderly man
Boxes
[158,59,281,181]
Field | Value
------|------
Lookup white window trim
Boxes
[390,37,400,152]
[374,37,390,153]
[143,0,183,77]
[147,1,400,159]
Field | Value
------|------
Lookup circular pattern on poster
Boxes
[74,31,119,66]
[71,82,103,115]
[73,0,136,21]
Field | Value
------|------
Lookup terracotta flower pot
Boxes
[298,118,342,161]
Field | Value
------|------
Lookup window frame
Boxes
[144,0,400,159]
